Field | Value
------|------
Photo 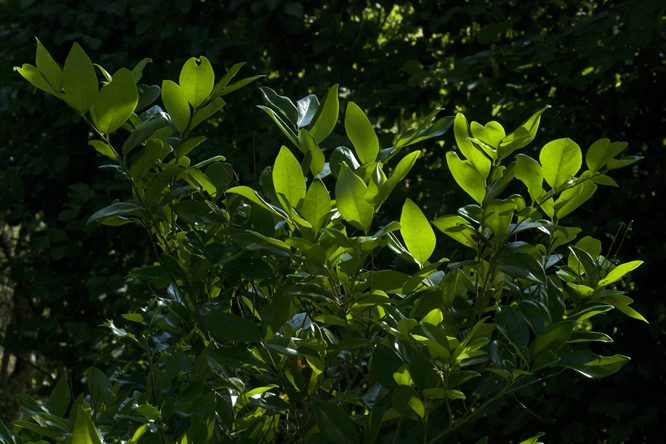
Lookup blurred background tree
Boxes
[1,0,663,442]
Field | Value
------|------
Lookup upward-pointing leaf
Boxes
[400,199,436,267]
[454,113,490,179]
[72,406,103,444]
[90,69,138,135]
[63,43,98,114]
[161,80,190,136]
[446,151,486,204]
[540,138,582,190]
[307,84,339,143]
[336,163,374,232]
[35,37,62,96]
[345,102,379,164]
[515,154,544,202]
[301,179,331,230]
[273,146,306,209]
[179,56,215,108]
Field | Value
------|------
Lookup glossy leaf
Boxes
[515,154,543,202]
[559,351,630,379]
[274,146,306,209]
[396,109,454,149]
[496,306,530,349]
[336,163,374,232]
[400,199,436,267]
[345,102,379,164]
[90,68,138,135]
[431,215,477,249]
[63,43,98,114]
[307,84,339,142]
[599,260,643,286]
[540,138,582,190]
[498,251,547,284]
[72,406,103,444]
[161,80,190,135]
[391,385,424,420]
[259,86,298,126]
[498,105,549,158]
[301,179,331,229]
[586,139,628,172]
[454,113,491,178]
[203,312,262,343]
[555,180,597,219]
[446,151,486,204]
[180,56,215,108]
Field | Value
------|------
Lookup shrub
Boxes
[3,40,645,444]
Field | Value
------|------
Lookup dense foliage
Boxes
[1,0,664,443]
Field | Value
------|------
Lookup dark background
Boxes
[1,0,664,442]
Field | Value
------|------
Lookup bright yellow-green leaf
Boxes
[454,113,491,179]
[345,101,379,164]
[446,151,486,204]
[161,80,190,135]
[90,68,138,135]
[63,43,98,114]
[400,198,436,267]
[599,260,643,286]
[540,138,582,190]
[432,215,477,249]
[72,405,103,444]
[301,179,331,230]
[35,37,63,95]
[336,163,374,232]
[515,154,543,202]
[308,84,339,143]
[179,56,215,108]
[274,146,306,209]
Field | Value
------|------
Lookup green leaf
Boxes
[391,385,424,420]
[498,251,547,284]
[400,199,436,267]
[296,94,319,127]
[274,146,306,209]
[161,80,190,135]
[531,321,575,356]
[259,86,298,127]
[227,186,289,220]
[471,120,505,150]
[307,84,339,143]
[515,154,543,202]
[540,138,582,190]
[598,260,643,286]
[586,139,628,172]
[190,97,226,131]
[498,105,549,159]
[454,113,491,178]
[179,56,215,108]
[88,140,116,160]
[372,344,403,389]
[258,105,300,149]
[301,179,331,229]
[87,202,146,225]
[496,306,530,349]
[90,68,138,135]
[72,406,103,444]
[559,351,630,378]
[431,215,477,249]
[299,129,325,176]
[122,111,171,157]
[15,63,59,96]
[87,367,113,407]
[35,37,63,95]
[47,375,71,417]
[203,312,262,343]
[206,162,234,195]
[313,402,359,444]
[446,151,486,204]
[131,57,152,83]
[396,109,454,149]
[555,179,597,219]
[63,43,98,114]
[336,162,374,232]
[345,102,379,164]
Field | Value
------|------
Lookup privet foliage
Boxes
[4,40,645,444]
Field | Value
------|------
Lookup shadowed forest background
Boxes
[1,0,664,442]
